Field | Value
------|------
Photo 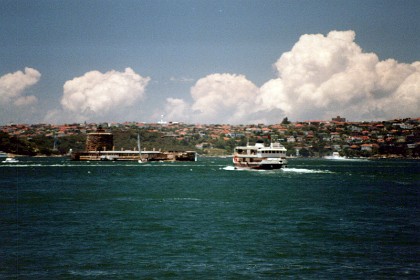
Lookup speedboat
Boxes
[0,151,7,159]
[2,157,19,163]
[324,152,346,160]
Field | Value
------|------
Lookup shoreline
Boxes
[6,153,419,160]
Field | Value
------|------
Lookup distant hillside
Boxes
[0,132,37,156]
[1,118,419,158]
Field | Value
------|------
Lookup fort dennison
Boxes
[71,128,196,162]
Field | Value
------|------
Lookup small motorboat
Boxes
[324,152,346,160]
[2,157,19,163]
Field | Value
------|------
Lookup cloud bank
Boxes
[0,67,40,106]
[57,68,150,122]
[6,30,417,124]
[164,30,420,124]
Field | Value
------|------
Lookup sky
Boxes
[1,0,419,125]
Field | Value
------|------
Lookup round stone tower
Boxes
[85,127,113,151]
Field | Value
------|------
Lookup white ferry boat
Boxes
[233,140,287,170]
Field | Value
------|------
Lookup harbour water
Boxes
[1,157,419,278]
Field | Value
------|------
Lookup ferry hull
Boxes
[233,162,285,170]
[233,158,287,170]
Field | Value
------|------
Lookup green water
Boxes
[1,157,419,278]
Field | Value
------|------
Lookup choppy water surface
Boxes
[1,157,419,278]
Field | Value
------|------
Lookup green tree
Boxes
[299,148,311,157]
[0,132,36,156]
[281,117,291,125]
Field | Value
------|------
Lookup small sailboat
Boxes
[137,133,146,163]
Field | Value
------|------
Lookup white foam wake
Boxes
[221,166,332,174]
[222,166,236,171]
[282,168,333,174]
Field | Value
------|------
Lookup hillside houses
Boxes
[1,117,419,158]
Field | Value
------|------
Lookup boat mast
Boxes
[137,133,142,161]
[53,133,58,151]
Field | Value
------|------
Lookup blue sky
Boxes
[1,0,419,124]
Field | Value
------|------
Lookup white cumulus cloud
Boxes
[0,67,40,106]
[189,73,259,124]
[164,73,260,124]
[60,68,150,120]
[260,30,420,121]
[164,98,191,123]
[165,30,420,124]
